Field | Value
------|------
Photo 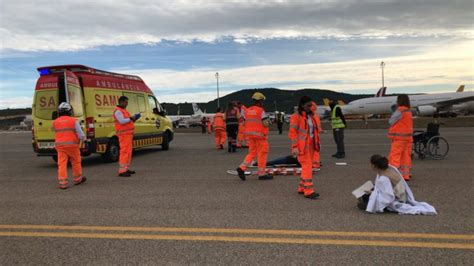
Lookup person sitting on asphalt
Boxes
[358,154,437,215]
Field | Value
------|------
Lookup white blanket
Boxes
[366,167,437,215]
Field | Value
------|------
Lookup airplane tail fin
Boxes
[374,87,387,97]
[457,85,465,92]
[192,103,204,115]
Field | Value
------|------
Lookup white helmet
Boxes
[58,102,72,112]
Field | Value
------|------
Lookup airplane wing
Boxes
[433,95,474,110]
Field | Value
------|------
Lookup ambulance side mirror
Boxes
[153,107,165,116]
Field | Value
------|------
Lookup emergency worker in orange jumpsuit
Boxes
[236,102,248,148]
[53,102,87,189]
[311,101,322,169]
[388,94,413,181]
[236,92,273,181]
[212,108,227,149]
[113,96,141,177]
[289,96,320,199]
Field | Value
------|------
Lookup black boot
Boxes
[74,177,87,185]
[305,192,320,199]
[118,172,131,177]
[236,167,246,181]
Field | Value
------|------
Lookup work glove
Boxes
[133,113,141,120]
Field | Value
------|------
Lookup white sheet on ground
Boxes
[366,166,437,215]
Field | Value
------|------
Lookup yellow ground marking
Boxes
[0,225,472,240]
[0,231,472,250]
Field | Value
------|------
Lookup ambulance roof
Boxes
[36,65,153,94]
[37,65,143,81]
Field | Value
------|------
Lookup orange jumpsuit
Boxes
[237,105,247,147]
[113,106,135,174]
[289,112,320,196]
[53,115,83,188]
[388,106,413,181]
[206,118,212,134]
[239,105,269,176]
[212,113,227,149]
[311,102,322,168]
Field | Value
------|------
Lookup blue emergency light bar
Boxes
[39,69,50,76]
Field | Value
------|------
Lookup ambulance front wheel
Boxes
[161,132,170,150]
[102,138,120,163]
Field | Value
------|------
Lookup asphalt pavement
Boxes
[0,128,473,264]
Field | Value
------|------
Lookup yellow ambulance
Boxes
[32,65,174,162]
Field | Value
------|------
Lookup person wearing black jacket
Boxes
[225,101,240,153]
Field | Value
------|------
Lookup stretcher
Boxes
[226,164,320,176]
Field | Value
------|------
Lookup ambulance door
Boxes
[147,95,164,133]
[33,71,85,151]
[135,94,155,135]
[64,71,86,138]
[33,83,58,147]
[122,92,145,139]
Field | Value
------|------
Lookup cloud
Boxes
[1,0,472,52]
[116,41,473,103]
[0,97,33,109]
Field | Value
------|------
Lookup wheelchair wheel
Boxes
[426,136,449,159]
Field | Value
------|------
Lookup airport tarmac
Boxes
[0,128,473,264]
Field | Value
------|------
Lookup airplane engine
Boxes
[417,105,437,116]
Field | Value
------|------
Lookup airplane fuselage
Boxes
[342,91,474,116]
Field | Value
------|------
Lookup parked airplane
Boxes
[318,87,387,119]
[342,85,474,117]
[173,103,216,128]
[167,106,191,126]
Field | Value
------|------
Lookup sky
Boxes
[0,0,473,108]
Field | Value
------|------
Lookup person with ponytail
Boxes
[288,96,320,199]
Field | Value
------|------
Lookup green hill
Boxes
[0,108,32,117]
[162,88,371,115]
[0,89,372,116]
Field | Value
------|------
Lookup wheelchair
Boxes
[412,122,449,159]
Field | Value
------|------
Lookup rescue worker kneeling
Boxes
[53,102,87,189]
[289,96,320,199]
[114,96,141,177]
[236,92,272,181]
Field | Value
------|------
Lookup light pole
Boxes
[215,72,220,109]
[380,61,385,89]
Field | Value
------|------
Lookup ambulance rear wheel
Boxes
[102,138,120,163]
